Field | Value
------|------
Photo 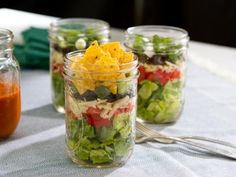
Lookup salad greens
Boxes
[138,79,182,123]
[52,73,65,109]
[117,81,131,95]
[133,34,183,64]
[133,34,146,54]
[129,31,185,124]
[67,112,133,164]
[152,35,182,63]
[138,80,158,100]
[57,27,106,51]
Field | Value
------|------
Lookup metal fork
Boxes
[136,121,236,160]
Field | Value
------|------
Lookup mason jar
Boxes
[125,26,189,124]
[49,18,110,113]
[64,50,138,167]
[0,29,21,139]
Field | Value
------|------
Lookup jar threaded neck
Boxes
[0,29,14,53]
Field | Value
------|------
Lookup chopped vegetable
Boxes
[138,79,182,123]
[132,34,183,64]
[95,86,111,99]
[70,41,134,94]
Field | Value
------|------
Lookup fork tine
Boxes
[136,121,165,137]
[136,121,174,144]
[136,122,153,135]
[136,121,160,136]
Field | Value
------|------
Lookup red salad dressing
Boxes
[0,82,21,138]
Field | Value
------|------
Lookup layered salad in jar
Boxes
[64,41,138,167]
[125,26,188,123]
[49,19,110,112]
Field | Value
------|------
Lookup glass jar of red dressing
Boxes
[0,29,21,139]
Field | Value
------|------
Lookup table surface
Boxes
[0,8,236,177]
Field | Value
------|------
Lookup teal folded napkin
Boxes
[14,27,49,70]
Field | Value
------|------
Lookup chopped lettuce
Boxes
[98,126,116,142]
[113,113,129,131]
[162,80,181,99]
[67,119,82,140]
[57,26,107,49]
[138,80,158,100]
[114,138,132,157]
[80,137,100,150]
[90,149,113,164]
[67,112,133,164]
[114,113,132,139]
[138,79,182,123]
[132,34,183,64]
[117,81,130,95]
[152,35,183,63]
[133,34,146,53]
[84,124,96,138]
[77,146,90,160]
[52,73,65,108]
[154,99,181,122]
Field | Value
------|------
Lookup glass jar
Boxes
[125,26,189,124]
[64,51,138,167]
[0,29,21,139]
[49,18,110,113]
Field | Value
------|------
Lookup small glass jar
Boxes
[64,51,138,168]
[49,18,110,113]
[125,26,189,124]
[0,29,21,139]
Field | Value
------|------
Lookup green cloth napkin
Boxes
[14,27,49,70]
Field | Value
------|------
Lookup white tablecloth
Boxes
[0,8,236,177]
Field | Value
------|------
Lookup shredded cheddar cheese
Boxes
[70,41,134,94]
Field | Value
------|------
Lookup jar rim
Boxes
[49,18,109,34]
[124,25,189,54]
[126,25,188,40]
[123,42,187,54]
[64,50,139,74]
[0,28,13,41]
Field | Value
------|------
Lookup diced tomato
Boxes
[85,107,111,128]
[146,72,160,82]
[170,69,181,80]
[138,64,181,85]
[85,114,111,128]
[138,65,146,82]
[147,69,166,85]
[146,68,181,86]
[87,107,102,115]
[53,62,64,76]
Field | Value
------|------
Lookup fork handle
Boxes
[179,136,236,149]
[170,136,236,160]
